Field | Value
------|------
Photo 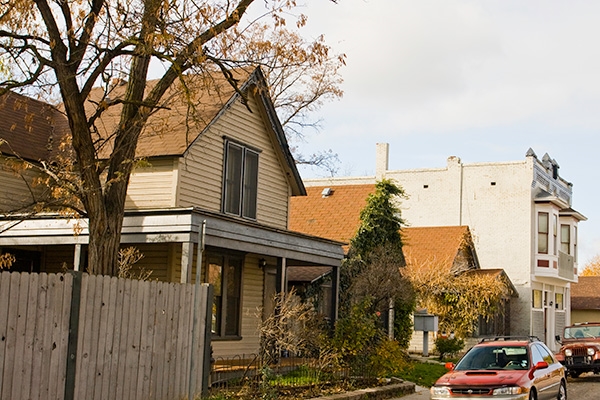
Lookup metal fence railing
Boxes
[208,353,377,398]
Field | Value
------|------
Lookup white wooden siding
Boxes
[177,94,290,230]
[121,243,170,282]
[0,158,46,213]
[125,158,178,209]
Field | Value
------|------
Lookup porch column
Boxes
[276,257,287,293]
[181,241,194,283]
[330,263,340,323]
[73,244,81,271]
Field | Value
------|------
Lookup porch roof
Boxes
[0,207,345,267]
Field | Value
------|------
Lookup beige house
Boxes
[0,68,344,358]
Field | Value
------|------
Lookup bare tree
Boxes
[0,0,341,275]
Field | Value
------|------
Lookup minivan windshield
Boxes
[454,346,529,371]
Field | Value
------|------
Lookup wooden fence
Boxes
[0,271,213,400]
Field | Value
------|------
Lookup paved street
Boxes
[391,372,600,400]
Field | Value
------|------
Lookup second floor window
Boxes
[561,224,570,254]
[537,212,548,254]
[553,215,558,255]
[223,140,259,219]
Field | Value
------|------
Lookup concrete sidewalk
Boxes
[391,384,430,399]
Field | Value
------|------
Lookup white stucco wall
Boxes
[305,144,582,350]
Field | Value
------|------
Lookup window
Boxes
[206,253,243,338]
[537,212,548,254]
[555,293,564,310]
[532,290,542,309]
[574,226,578,262]
[534,343,556,365]
[553,215,558,255]
[223,140,259,219]
[561,224,570,254]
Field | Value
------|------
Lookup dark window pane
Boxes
[242,150,259,219]
[225,143,243,215]
[208,261,223,335]
[225,259,242,336]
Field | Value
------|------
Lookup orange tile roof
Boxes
[289,184,471,270]
[571,276,600,310]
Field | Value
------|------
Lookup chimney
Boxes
[376,143,389,179]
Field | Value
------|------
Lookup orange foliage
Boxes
[580,255,600,276]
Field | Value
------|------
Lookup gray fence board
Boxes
[0,271,212,400]
[0,272,10,396]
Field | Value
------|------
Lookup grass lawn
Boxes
[396,360,449,388]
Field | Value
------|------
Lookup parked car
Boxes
[430,336,566,400]
[555,322,600,378]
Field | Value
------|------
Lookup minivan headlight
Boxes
[493,386,526,395]
[588,347,596,356]
[430,386,451,397]
[565,349,572,357]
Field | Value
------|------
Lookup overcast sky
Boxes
[292,0,600,265]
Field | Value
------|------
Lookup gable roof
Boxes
[0,92,66,162]
[571,276,600,310]
[87,67,305,195]
[402,225,476,272]
[289,184,475,270]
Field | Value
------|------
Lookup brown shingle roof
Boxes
[402,226,472,271]
[288,184,471,270]
[87,71,246,158]
[0,92,65,162]
[571,276,600,310]
[288,184,376,250]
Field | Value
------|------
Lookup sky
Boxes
[286,0,600,266]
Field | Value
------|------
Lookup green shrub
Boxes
[368,339,410,377]
[434,336,465,360]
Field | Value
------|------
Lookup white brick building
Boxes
[305,143,586,351]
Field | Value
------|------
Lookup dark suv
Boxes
[555,322,600,378]
[431,336,566,400]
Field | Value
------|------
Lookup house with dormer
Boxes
[0,68,345,358]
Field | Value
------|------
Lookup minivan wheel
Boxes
[529,389,537,400]
[557,382,567,400]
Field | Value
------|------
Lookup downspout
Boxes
[459,161,464,225]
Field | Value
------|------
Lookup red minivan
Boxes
[430,336,566,400]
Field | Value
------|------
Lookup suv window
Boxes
[534,343,555,364]
[530,344,545,365]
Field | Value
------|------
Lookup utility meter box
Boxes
[414,312,438,332]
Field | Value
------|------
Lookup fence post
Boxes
[64,271,83,400]
[189,221,211,399]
